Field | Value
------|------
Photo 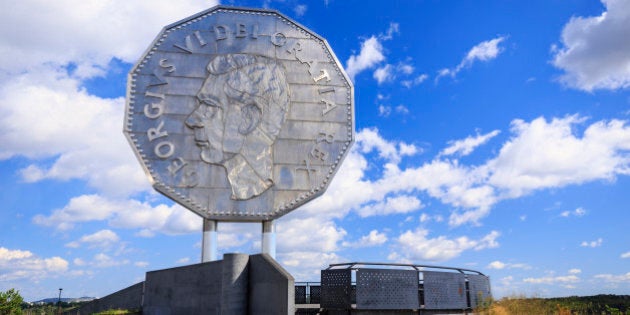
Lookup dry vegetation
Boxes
[474,295,630,315]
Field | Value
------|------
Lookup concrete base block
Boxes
[66,253,294,315]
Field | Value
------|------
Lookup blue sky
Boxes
[1,0,629,301]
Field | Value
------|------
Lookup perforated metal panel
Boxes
[423,271,467,310]
[295,285,307,304]
[310,285,321,304]
[321,269,352,309]
[468,274,492,308]
[356,268,420,310]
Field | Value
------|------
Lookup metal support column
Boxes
[262,220,276,259]
[202,219,218,262]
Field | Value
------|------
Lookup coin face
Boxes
[124,6,354,221]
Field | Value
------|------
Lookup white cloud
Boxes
[524,272,580,285]
[0,247,69,281]
[487,116,630,199]
[0,68,149,198]
[33,194,201,235]
[378,105,392,117]
[343,230,388,248]
[357,195,423,217]
[487,260,531,270]
[440,130,501,157]
[402,74,428,88]
[569,268,582,275]
[581,238,603,248]
[374,64,394,84]
[560,207,587,218]
[395,105,410,115]
[0,0,216,77]
[621,251,630,259]
[65,229,120,249]
[134,261,149,268]
[92,253,129,268]
[390,229,499,262]
[594,272,630,283]
[345,36,385,81]
[356,128,419,163]
[381,22,400,40]
[345,23,401,82]
[278,217,347,253]
[436,36,506,82]
[279,251,344,281]
[552,0,630,91]
[176,257,191,264]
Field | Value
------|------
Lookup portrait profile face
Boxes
[185,54,290,200]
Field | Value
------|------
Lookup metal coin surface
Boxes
[124,6,354,221]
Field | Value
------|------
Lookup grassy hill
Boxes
[477,294,630,314]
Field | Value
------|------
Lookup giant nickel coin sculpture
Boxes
[124,6,354,224]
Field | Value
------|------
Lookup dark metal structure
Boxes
[319,262,491,312]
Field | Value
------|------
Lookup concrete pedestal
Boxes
[67,253,294,315]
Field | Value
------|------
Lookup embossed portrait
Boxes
[185,54,290,200]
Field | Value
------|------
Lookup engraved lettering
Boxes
[147,120,168,141]
[173,42,192,53]
[310,147,327,161]
[181,167,198,187]
[313,69,331,83]
[148,69,168,87]
[193,30,207,46]
[168,157,187,176]
[288,41,318,75]
[296,159,316,184]
[173,31,207,53]
[287,41,302,56]
[251,24,259,38]
[214,25,229,40]
[159,59,176,73]
[236,23,247,38]
[155,141,175,159]
[144,102,164,119]
[321,99,337,115]
[271,32,287,46]
[317,132,334,144]
[145,91,165,99]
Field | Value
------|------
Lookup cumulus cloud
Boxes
[65,229,120,249]
[343,230,388,248]
[487,116,630,199]
[0,55,149,199]
[345,23,401,81]
[440,130,501,157]
[0,247,69,281]
[552,0,630,91]
[436,36,506,82]
[621,251,630,259]
[0,0,216,77]
[345,36,386,81]
[33,194,200,234]
[356,195,423,217]
[390,229,499,262]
